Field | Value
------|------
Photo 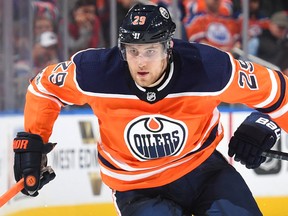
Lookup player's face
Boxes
[125,43,168,87]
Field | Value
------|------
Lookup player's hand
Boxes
[228,112,281,169]
[13,132,56,196]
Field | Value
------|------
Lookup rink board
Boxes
[0,111,288,215]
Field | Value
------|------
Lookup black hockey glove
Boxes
[228,112,281,169]
[13,132,56,196]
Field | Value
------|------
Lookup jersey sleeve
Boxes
[24,59,88,142]
[219,55,288,131]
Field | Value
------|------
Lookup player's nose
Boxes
[137,56,147,69]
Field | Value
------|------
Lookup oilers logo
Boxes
[206,23,231,45]
[124,114,188,161]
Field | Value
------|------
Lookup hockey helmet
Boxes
[118,4,176,44]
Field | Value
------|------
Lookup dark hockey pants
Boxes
[113,150,262,216]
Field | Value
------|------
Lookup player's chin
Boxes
[135,79,151,87]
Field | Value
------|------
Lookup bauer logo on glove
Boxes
[255,116,281,139]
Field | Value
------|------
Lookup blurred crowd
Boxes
[2,0,288,110]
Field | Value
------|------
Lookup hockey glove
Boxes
[228,112,281,169]
[13,132,56,196]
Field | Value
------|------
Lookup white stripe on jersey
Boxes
[254,68,278,108]
[270,102,288,119]
[28,85,62,107]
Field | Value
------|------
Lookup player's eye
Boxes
[144,49,157,57]
[127,48,139,57]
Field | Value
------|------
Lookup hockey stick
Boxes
[0,166,55,208]
[262,149,288,161]
[0,178,24,208]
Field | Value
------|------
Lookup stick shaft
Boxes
[0,178,24,207]
[262,149,288,161]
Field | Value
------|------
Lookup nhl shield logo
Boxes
[146,92,156,102]
[124,114,188,161]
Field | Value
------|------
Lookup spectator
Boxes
[32,31,59,75]
[33,16,55,40]
[68,0,105,56]
[184,0,240,52]
[234,0,270,55]
[183,0,233,24]
[32,5,61,74]
[254,11,288,75]
[32,0,60,41]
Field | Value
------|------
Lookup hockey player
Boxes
[13,3,287,216]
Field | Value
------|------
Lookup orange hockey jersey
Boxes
[24,39,288,191]
[183,0,233,24]
[185,14,241,51]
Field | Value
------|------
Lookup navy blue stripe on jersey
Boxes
[98,152,121,170]
[256,70,286,113]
